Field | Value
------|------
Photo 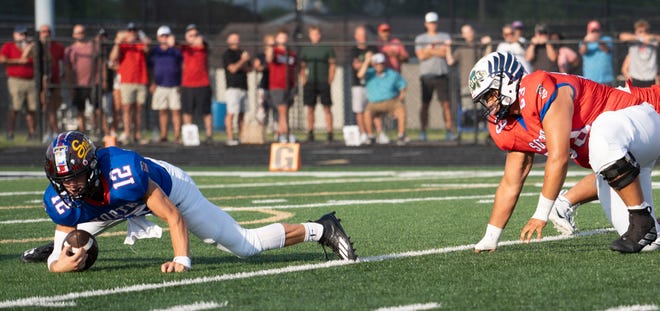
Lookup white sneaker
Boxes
[376,132,390,144]
[118,133,131,145]
[642,219,660,252]
[359,133,369,144]
[548,190,578,235]
[642,241,660,252]
[226,139,239,146]
[288,134,297,143]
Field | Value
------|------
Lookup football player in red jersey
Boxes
[469,52,659,253]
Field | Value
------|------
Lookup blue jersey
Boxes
[44,147,173,226]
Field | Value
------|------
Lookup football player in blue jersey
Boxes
[29,131,356,272]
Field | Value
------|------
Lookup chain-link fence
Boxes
[0,21,654,145]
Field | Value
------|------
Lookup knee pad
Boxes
[599,152,640,190]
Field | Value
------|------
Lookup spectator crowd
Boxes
[1,16,658,146]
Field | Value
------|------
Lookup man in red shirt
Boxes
[39,24,65,142]
[109,22,150,145]
[0,25,37,141]
[469,52,660,254]
[377,23,409,73]
[266,28,297,143]
[180,24,213,144]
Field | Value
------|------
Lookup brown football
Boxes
[63,229,99,271]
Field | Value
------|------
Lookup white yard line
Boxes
[601,305,659,311]
[0,229,613,309]
[0,218,51,225]
[151,301,228,311]
[374,302,441,311]
[0,191,43,197]
[0,192,537,226]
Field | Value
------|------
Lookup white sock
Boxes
[628,202,651,211]
[303,222,324,242]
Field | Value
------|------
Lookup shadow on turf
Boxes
[91,252,329,272]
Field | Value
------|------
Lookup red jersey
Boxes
[268,46,297,90]
[488,71,646,168]
[0,42,34,79]
[117,43,148,84]
[44,41,65,84]
[181,44,210,87]
[629,85,660,106]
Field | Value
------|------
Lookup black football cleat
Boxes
[315,212,357,261]
[611,208,657,253]
[21,241,55,263]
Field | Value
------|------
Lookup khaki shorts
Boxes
[151,86,181,110]
[7,77,37,112]
[225,88,247,114]
[365,98,404,116]
[120,83,147,105]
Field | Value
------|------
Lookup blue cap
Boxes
[14,25,28,34]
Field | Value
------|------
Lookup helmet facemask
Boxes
[475,75,516,124]
[50,163,100,206]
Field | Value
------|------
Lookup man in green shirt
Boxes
[300,26,336,143]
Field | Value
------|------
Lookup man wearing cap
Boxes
[511,20,527,45]
[109,22,150,145]
[496,24,533,73]
[579,20,614,85]
[180,24,214,144]
[414,12,454,141]
[377,23,409,73]
[356,52,408,146]
[148,25,182,144]
[525,23,558,72]
[0,25,37,141]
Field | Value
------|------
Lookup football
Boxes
[63,229,99,271]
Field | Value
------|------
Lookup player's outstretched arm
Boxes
[521,86,574,242]
[144,180,191,272]
[475,151,534,253]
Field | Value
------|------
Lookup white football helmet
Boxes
[468,52,526,122]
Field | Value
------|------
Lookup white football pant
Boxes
[589,103,660,236]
